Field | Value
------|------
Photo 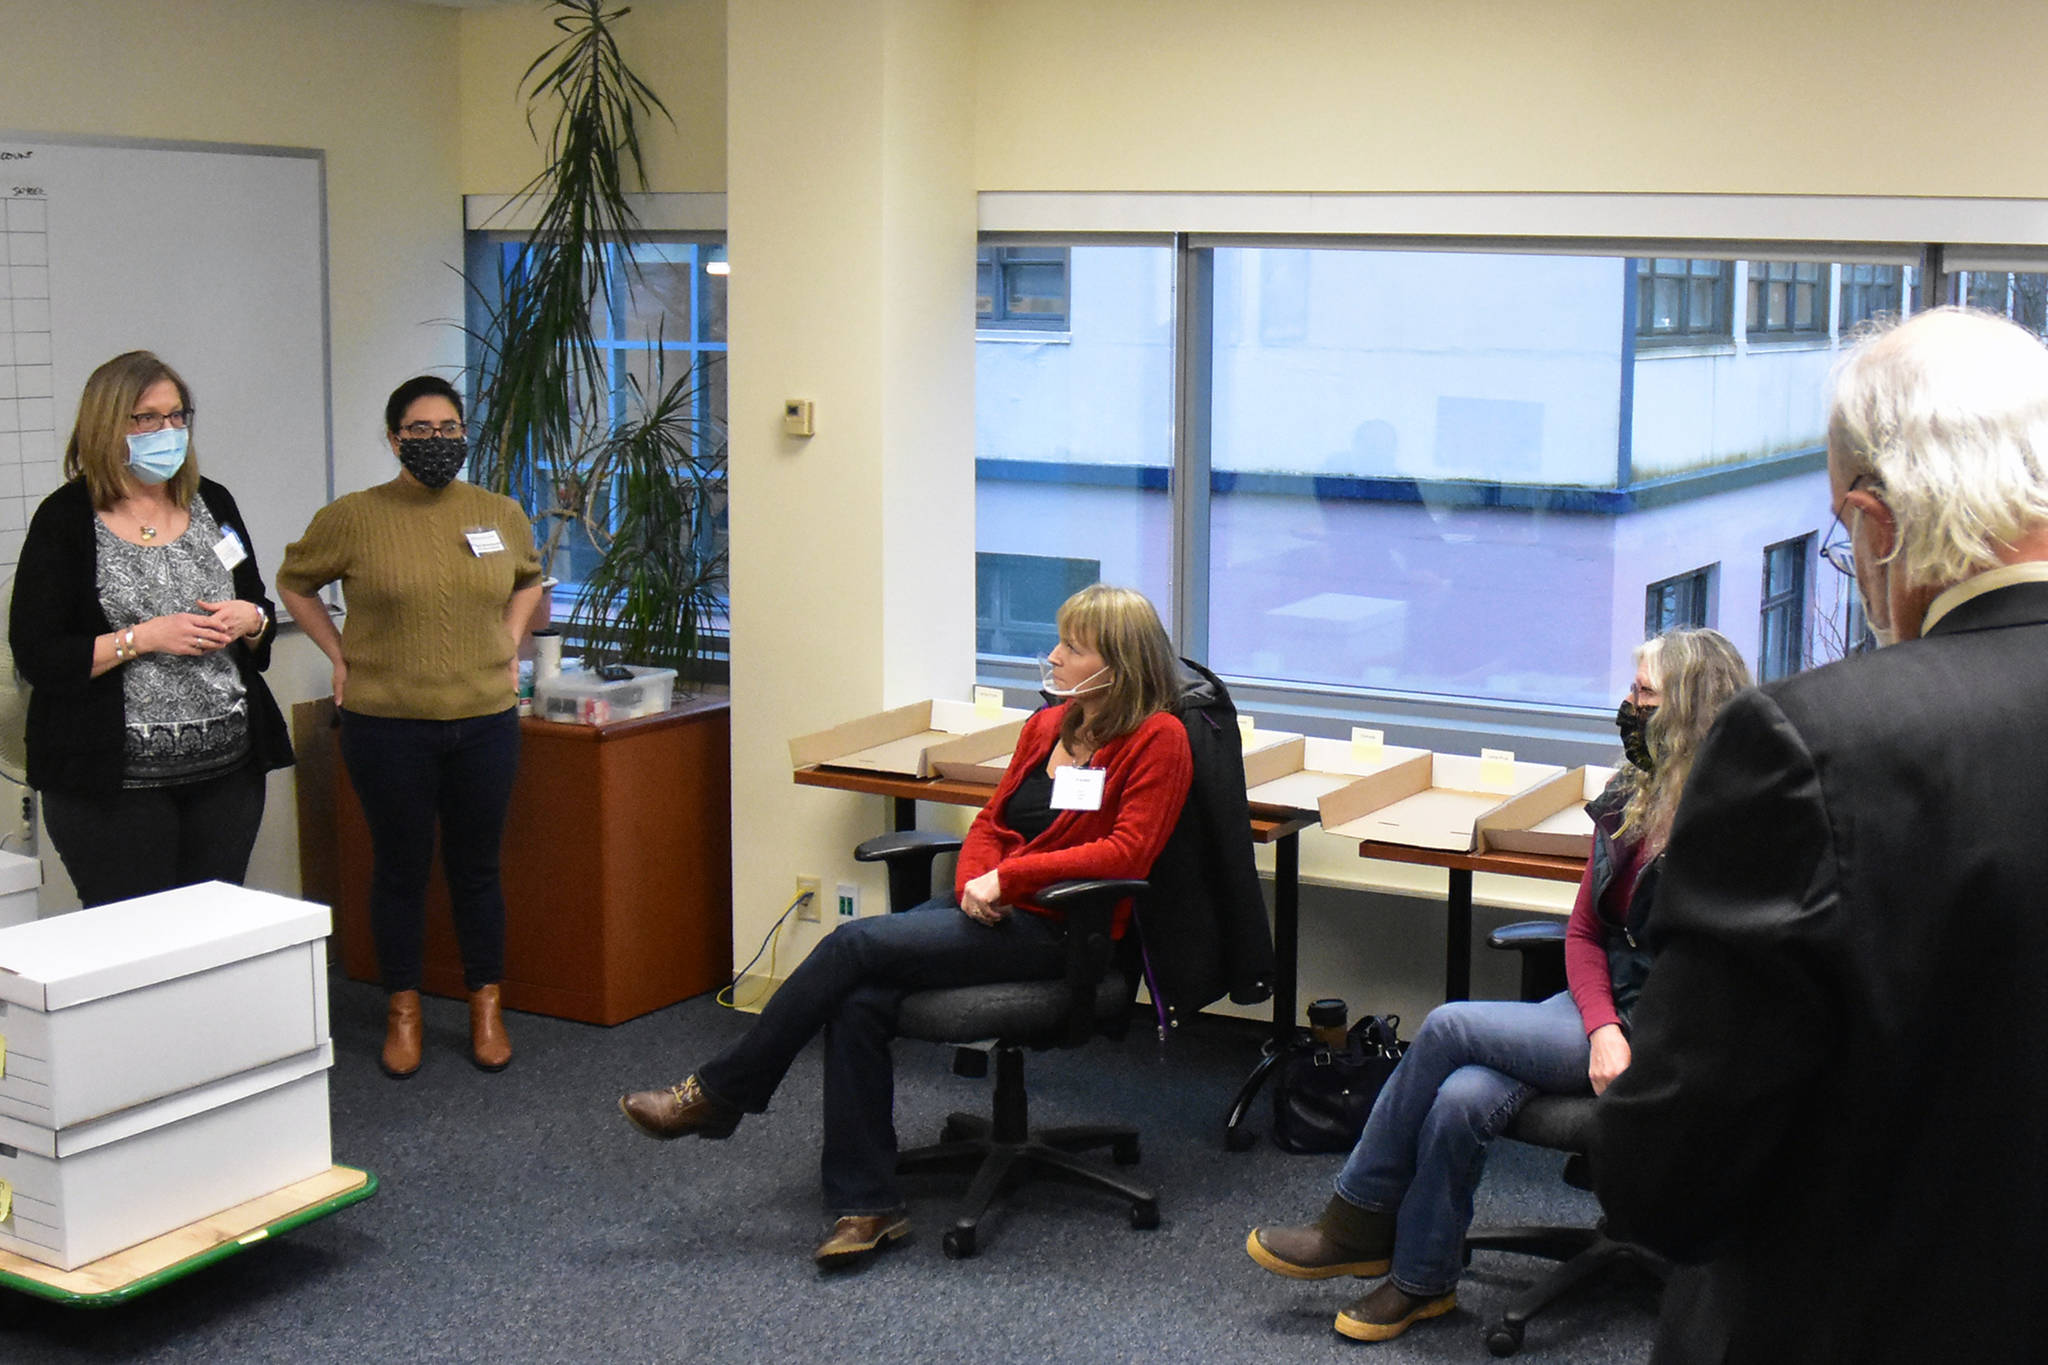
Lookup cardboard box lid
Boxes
[1479,765,1616,857]
[1245,735,1434,812]
[0,1042,332,1159]
[788,699,1033,777]
[0,883,331,1012]
[1322,753,1566,851]
[0,852,38,898]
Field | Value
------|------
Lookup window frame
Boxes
[1746,260,1830,341]
[977,244,1072,333]
[1758,534,1812,682]
[1645,565,1718,637]
[1632,257,1734,348]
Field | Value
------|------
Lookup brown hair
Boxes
[1615,627,1752,848]
[1054,584,1181,752]
[64,351,200,511]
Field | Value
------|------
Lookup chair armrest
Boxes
[1487,919,1567,1005]
[854,830,966,913]
[1035,879,1148,1046]
[1488,919,1566,953]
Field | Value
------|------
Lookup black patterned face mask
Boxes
[1615,700,1657,774]
[396,436,466,490]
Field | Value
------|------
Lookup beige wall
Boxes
[973,0,2048,197]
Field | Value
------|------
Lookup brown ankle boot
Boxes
[469,984,512,1072]
[381,990,423,1079]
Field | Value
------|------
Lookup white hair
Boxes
[1829,306,2048,590]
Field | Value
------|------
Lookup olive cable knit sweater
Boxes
[276,478,542,720]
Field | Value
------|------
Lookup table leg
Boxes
[1446,868,1473,1002]
[891,796,916,833]
[1271,832,1299,1043]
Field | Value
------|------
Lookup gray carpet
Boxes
[0,974,1659,1363]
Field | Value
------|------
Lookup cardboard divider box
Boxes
[0,883,330,1130]
[1477,765,1617,859]
[926,716,1029,784]
[789,699,1033,779]
[1319,753,1568,852]
[0,1043,334,1271]
[1242,735,1433,815]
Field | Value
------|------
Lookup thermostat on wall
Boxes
[783,399,815,437]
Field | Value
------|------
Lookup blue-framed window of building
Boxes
[1633,257,1732,345]
[1747,261,1829,340]
[978,245,1070,331]
[1647,564,1716,636]
[1759,535,1811,681]
[977,551,1101,657]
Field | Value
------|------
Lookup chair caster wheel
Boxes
[1485,1323,1524,1357]
[942,1226,977,1259]
[1112,1135,1141,1165]
[1130,1200,1159,1231]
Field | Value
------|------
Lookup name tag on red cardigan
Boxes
[1051,765,1105,811]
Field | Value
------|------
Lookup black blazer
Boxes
[10,477,293,794]
[1590,579,2048,1363]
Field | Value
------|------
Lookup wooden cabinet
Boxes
[297,698,732,1025]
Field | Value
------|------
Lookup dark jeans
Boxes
[697,900,1069,1216]
[338,707,520,993]
[43,762,267,908]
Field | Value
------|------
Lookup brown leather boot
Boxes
[469,984,513,1072]
[380,990,423,1080]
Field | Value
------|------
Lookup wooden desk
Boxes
[794,766,1314,1044]
[304,698,733,1026]
[1352,840,1586,1002]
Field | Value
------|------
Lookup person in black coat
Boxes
[1592,307,2048,1363]
[9,351,291,907]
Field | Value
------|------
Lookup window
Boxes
[1634,258,1731,345]
[976,552,1101,656]
[1839,264,1905,330]
[1646,566,1715,636]
[1758,536,1810,681]
[1964,271,2048,338]
[1747,261,1828,339]
[978,246,1070,331]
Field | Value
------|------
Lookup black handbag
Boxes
[1269,1009,1407,1155]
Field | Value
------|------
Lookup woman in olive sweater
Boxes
[276,376,543,1080]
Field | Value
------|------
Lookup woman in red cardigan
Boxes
[619,584,1192,1266]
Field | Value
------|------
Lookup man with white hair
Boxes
[1591,306,2048,1362]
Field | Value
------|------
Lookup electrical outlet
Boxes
[795,875,822,922]
[836,882,859,918]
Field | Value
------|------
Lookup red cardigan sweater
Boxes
[956,703,1193,932]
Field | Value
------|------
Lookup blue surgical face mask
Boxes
[125,426,189,485]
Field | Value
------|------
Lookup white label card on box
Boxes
[1350,727,1384,765]
[0,1179,9,1224]
[972,685,1004,720]
[1237,714,1256,750]
[212,528,248,572]
[1050,765,1106,811]
[465,528,506,556]
[1478,747,1517,793]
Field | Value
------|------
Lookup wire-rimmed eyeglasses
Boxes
[1820,474,1876,577]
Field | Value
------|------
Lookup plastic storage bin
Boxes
[534,665,678,724]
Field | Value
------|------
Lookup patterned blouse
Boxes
[93,493,251,788]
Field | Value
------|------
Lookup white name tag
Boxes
[212,529,248,571]
[465,528,506,556]
[1050,765,1106,812]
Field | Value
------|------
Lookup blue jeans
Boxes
[696,900,1069,1216]
[1334,991,1591,1296]
[338,707,521,993]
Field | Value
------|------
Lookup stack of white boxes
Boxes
[0,882,333,1270]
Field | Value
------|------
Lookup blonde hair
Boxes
[1829,306,2048,590]
[64,351,201,511]
[1614,627,1751,848]
[1054,584,1180,752]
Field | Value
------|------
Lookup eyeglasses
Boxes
[129,408,193,434]
[398,421,466,439]
[1820,473,1878,577]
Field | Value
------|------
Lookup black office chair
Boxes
[853,830,1157,1260]
[1460,920,1671,1358]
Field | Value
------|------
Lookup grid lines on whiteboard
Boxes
[0,195,54,572]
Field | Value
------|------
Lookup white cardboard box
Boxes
[0,1043,333,1270]
[789,699,1034,778]
[1320,752,1567,852]
[1243,735,1434,815]
[0,882,330,1129]
[1476,765,1618,859]
[0,851,38,930]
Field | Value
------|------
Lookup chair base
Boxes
[894,1043,1158,1258]
[1462,1220,1671,1358]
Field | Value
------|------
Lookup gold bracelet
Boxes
[123,627,137,659]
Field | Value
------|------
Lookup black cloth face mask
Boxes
[396,436,466,490]
[1615,700,1657,774]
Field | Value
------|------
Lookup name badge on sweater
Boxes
[465,528,506,556]
[1050,765,1105,812]
[213,528,248,571]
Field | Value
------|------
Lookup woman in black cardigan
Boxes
[9,351,292,906]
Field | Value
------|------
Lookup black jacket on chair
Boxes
[1129,659,1275,1027]
[1591,579,2048,1364]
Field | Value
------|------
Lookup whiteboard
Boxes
[0,133,331,587]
